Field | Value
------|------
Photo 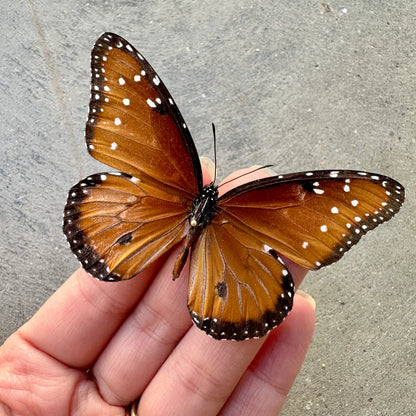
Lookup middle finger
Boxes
[91,245,192,404]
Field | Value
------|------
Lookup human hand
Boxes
[0,165,316,416]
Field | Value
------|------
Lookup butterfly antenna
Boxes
[218,165,274,189]
[212,122,217,184]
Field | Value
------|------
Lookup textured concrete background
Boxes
[1,1,415,414]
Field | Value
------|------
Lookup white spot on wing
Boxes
[111,142,117,150]
[114,117,121,125]
[351,200,359,206]
[147,98,156,108]
[123,98,130,106]
[331,206,339,214]
[320,225,328,232]
[276,256,285,265]
[118,77,125,85]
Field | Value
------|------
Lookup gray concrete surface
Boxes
[1,1,414,414]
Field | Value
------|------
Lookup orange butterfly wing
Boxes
[187,170,404,339]
[217,170,404,270]
[188,222,294,340]
[64,172,190,280]
[87,32,202,195]
[64,33,201,280]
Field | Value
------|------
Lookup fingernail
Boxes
[262,166,278,176]
[200,156,215,180]
[296,290,316,311]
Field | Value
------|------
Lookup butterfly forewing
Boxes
[217,170,405,270]
[188,223,294,340]
[87,33,202,196]
[63,172,190,280]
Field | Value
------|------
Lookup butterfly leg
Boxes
[173,226,202,279]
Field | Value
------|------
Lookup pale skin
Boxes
[0,164,316,416]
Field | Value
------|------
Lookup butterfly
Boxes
[63,33,405,340]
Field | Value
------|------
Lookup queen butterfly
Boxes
[63,33,405,340]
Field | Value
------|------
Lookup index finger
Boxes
[19,262,161,368]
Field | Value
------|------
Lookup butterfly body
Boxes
[190,183,219,228]
[63,33,405,340]
[173,183,219,279]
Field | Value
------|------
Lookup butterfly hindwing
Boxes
[87,32,202,197]
[188,222,294,340]
[217,170,405,270]
[63,172,190,280]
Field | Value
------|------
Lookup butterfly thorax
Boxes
[189,183,219,228]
